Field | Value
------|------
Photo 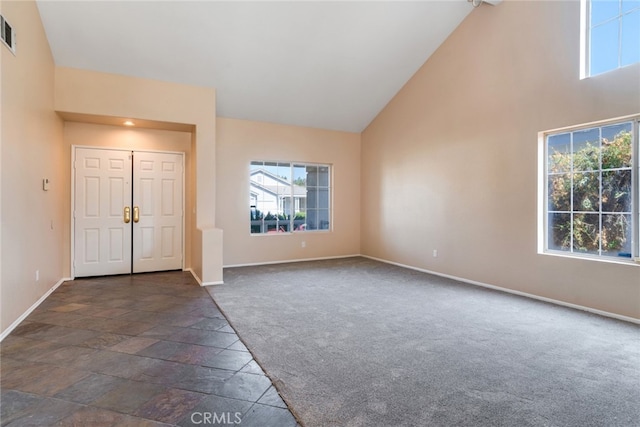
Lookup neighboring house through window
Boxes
[582,0,640,77]
[250,161,331,234]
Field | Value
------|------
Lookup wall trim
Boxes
[0,278,71,342]
[187,268,224,287]
[361,255,640,325]
[223,254,360,269]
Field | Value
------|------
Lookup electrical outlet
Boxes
[301,241,306,248]
[433,249,438,258]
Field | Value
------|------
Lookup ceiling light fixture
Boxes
[123,120,135,126]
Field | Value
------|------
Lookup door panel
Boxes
[74,148,132,277]
[132,151,183,273]
[74,148,184,278]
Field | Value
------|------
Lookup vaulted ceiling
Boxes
[36,1,476,132]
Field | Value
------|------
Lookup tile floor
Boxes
[0,271,299,427]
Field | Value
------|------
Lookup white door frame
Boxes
[71,145,186,278]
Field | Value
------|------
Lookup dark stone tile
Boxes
[85,351,164,379]
[12,324,101,345]
[25,311,89,327]
[64,316,111,332]
[132,301,177,312]
[0,390,45,426]
[1,272,283,426]
[209,372,272,402]
[167,365,235,394]
[238,403,298,427]
[108,337,159,354]
[91,380,168,415]
[116,311,161,324]
[240,360,266,376]
[91,308,131,318]
[49,303,90,313]
[97,318,156,336]
[177,395,253,427]
[54,373,127,404]
[3,397,83,427]
[81,333,131,349]
[0,356,25,377]
[167,329,239,348]
[0,337,64,361]
[217,325,236,334]
[161,314,204,328]
[53,406,128,427]
[140,325,185,340]
[133,388,207,424]
[132,359,194,385]
[10,322,56,338]
[169,344,223,366]
[54,407,176,426]
[29,345,99,367]
[0,360,54,390]
[137,340,187,360]
[257,386,288,408]
[226,340,249,352]
[14,365,90,397]
[194,349,253,371]
[188,306,226,319]
[98,298,138,309]
[189,318,229,331]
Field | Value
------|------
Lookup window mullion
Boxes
[570,131,575,253]
[631,120,640,258]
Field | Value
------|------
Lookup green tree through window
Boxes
[546,121,635,258]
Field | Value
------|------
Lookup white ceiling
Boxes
[36,1,474,132]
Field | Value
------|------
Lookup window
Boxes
[582,0,640,77]
[543,116,639,260]
[250,161,331,234]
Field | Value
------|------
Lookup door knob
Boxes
[133,206,140,223]
[124,206,131,223]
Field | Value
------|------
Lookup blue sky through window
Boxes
[589,0,640,75]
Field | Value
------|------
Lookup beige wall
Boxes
[61,122,194,276]
[54,67,222,284]
[1,1,65,333]
[362,1,640,319]
[216,118,361,266]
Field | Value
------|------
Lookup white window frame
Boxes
[249,161,332,235]
[538,114,640,264]
[581,0,640,78]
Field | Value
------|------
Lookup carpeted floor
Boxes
[207,257,640,427]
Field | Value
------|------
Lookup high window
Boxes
[543,116,639,260]
[582,0,640,77]
[250,161,331,234]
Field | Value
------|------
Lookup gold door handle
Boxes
[133,206,140,223]
[124,206,131,223]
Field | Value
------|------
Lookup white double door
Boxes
[74,147,184,277]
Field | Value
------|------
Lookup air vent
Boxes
[1,14,16,55]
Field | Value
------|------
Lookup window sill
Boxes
[250,230,332,237]
[541,251,640,267]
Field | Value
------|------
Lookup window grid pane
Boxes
[545,120,636,259]
[588,0,640,76]
[250,161,331,234]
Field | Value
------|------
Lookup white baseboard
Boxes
[224,254,360,269]
[186,268,224,287]
[0,277,71,342]
[361,255,640,325]
[201,281,225,286]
